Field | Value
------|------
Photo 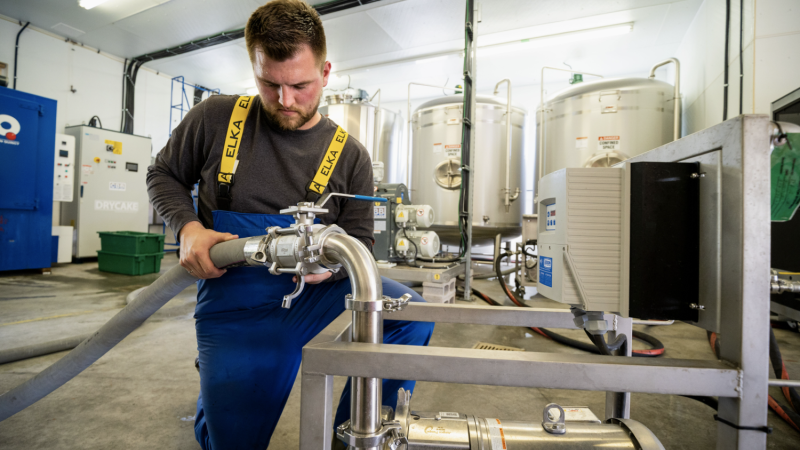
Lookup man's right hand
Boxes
[179,221,239,279]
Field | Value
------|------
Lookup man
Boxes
[147,1,434,448]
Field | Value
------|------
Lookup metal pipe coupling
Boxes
[389,388,665,450]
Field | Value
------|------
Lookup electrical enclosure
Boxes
[61,126,152,259]
[0,87,57,271]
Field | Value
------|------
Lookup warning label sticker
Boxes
[598,136,621,151]
[576,137,588,149]
[486,419,507,449]
[445,144,461,158]
[433,143,443,153]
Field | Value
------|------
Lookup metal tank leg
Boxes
[605,316,632,420]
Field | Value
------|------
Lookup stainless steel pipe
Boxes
[648,58,681,140]
[321,234,384,449]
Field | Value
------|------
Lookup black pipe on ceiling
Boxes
[13,21,30,90]
[120,0,386,133]
[722,0,731,121]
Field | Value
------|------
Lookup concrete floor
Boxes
[0,257,798,449]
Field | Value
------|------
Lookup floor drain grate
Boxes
[472,342,524,351]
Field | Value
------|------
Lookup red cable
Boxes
[769,395,800,432]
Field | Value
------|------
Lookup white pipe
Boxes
[369,89,381,162]
[769,379,800,388]
[648,58,681,140]
[493,79,518,211]
[406,83,464,190]
[537,67,604,189]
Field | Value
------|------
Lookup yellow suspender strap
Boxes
[217,96,254,186]
[307,126,348,196]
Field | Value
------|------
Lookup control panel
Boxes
[54,134,75,202]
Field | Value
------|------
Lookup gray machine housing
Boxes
[61,126,152,259]
[372,183,410,261]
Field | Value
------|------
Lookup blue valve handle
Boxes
[354,195,388,202]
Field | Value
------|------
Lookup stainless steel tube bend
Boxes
[321,234,385,445]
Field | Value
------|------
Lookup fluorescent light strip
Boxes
[79,0,111,10]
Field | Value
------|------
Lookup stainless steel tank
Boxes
[534,59,681,211]
[320,89,403,183]
[410,95,526,246]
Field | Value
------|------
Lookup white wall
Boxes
[676,0,800,135]
[0,18,198,225]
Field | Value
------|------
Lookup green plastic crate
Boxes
[97,251,165,276]
[97,231,165,255]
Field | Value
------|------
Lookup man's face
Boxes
[252,45,330,131]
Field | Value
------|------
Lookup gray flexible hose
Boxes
[0,335,93,366]
[0,237,251,422]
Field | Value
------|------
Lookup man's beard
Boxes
[262,93,321,131]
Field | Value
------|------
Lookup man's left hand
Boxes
[294,272,333,284]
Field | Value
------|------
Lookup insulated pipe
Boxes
[647,58,681,140]
[0,237,257,422]
[493,79,519,211]
[0,334,93,366]
[320,234,383,448]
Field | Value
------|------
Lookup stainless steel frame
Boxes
[300,115,771,449]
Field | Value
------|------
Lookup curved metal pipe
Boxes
[321,234,384,441]
[493,79,518,211]
[647,58,681,140]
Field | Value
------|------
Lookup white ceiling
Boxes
[0,0,702,101]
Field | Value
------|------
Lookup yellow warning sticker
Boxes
[399,212,404,218]
[105,139,123,155]
[434,274,441,280]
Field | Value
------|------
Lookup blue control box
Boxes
[0,87,57,271]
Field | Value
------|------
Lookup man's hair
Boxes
[245,0,327,69]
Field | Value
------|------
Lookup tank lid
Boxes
[415,95,526,113]
[546,77,673,103]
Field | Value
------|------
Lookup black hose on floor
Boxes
[490,251,666,357]
[709,331,800,432]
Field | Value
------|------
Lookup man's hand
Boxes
[179,221,239,279]
[294,272,333,284]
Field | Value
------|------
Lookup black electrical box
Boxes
[628,162,701,321]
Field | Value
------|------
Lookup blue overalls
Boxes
[193,210,434,449]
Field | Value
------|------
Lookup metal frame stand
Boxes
[299,115,771,450]
[168,76,220,137]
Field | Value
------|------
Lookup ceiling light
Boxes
[246,87,259,96]
[79,0,111,9]
[478,23,633,57]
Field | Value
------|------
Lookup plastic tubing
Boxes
[0,238,252,422]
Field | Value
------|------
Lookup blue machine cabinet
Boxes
[0,86,57,271]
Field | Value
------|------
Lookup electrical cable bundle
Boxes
[489,251,666,357]
[709,330,800,433]
[87,116,102,129]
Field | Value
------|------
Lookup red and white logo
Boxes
[0,115,21,141]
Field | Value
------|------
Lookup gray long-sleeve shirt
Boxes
[147,94,375,262]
